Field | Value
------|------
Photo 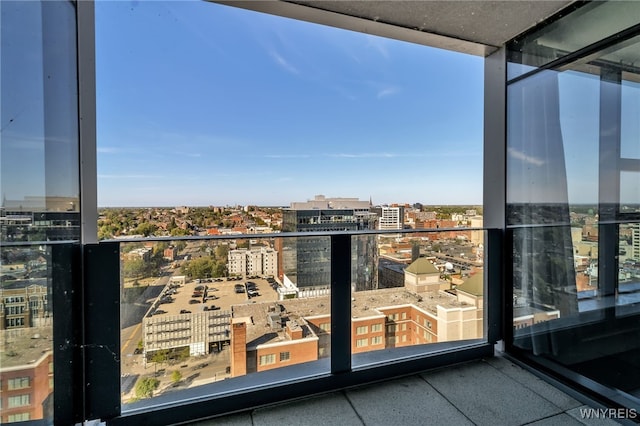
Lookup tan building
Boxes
[0,285,50,330]
[228,247,278,277]
[403,257,448,293]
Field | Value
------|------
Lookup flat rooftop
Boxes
[0,326,53,369]
[232,286,475,344]
[149,277,279,317]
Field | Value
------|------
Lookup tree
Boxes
[215,245,229,262]
[182,257,216,279]
[171,370,182,384]
[122,258,146,278]
[136,222,158,237]
[170,228,191,237]
[153,242,169,256]
[150,349,169,366]
[214,261,227,278]
[134,377,159,399]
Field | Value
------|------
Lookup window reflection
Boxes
[0,245,54,424]
[0,0,79,244]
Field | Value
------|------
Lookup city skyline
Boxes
[95,1,484,207]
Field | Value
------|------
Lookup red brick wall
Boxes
[230,322,247,377]
[0,352,52,423]
[352,317,385,354]
[256,339,318,372]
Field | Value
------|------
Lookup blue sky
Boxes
[95,1,484,207]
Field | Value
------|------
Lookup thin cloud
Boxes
[329,153,402,159]
[366,35,389,59]
[265,154,311,159]
[507,147,545,166]
[98,174,164,179]
[97,147,122,154]
[269,50,299,75]
[377,86,400,99]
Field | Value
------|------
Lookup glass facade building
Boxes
[1,0,640,424]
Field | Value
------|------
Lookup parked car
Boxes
[180,309,191,314]
[234,284,245,293]
[247,289,260,297]
[189,299,201,304]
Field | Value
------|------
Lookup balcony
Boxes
[2,0,640,424]
[189,355,617,426]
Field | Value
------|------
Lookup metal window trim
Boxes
[77,0,98,245]
[484,47,507,346]
[507,22,640,86]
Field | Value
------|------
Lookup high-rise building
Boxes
[281,195,378,292]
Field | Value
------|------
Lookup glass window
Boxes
[508,12,640,409]
[1,0,80,243]
[7,377,30,390]
[507,2,640,80]
[355,338,368,348]
[356,326,368,335]
[8,394,30,408]
[259,354,276,366]
[279,352,290,362]
[98,0,484,413]
[620,80,640,160]
[8,413,31,422]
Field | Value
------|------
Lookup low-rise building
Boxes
[229,272,485,377]
[0,327,54,423]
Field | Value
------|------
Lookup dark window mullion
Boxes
[330,234,351,374]
[598,68,622,299]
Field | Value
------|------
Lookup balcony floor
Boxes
[188,354,622,426]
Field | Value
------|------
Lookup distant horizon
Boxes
[96,202,485,210]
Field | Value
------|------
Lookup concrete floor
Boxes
[187,355,624,426]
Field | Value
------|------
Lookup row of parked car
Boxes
[234,281,261,298]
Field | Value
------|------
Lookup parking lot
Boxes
[148,276,280,316]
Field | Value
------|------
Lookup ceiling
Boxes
[215,1,576,56]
